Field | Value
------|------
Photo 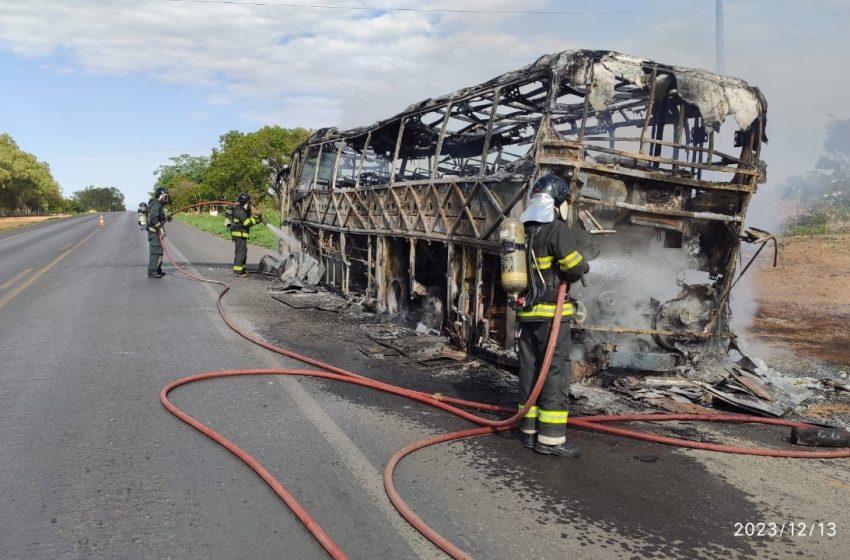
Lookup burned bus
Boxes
[280,49,771,378]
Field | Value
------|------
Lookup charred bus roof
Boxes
[299,49,767,152]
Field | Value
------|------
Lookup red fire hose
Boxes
[157,230,850,560]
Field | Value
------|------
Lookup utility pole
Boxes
[715,0,725,74]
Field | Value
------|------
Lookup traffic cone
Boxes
[98,214,105,227]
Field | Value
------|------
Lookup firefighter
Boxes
[147,187,171,278]
[230,192,264,277]
[516,174,589,458]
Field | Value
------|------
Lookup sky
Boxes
[1,0,848,226]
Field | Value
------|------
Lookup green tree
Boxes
[252,126,312,206]
[204,126,311,208]
[0,133,64,215]
[153,154,211,208]
[70,186,126,212]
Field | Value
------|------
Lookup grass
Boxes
[784,223,829,237]
[783,217,850,237]
[175,209,282,251]
[782,206,850,237]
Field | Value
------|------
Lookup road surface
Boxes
[1,212,846,559]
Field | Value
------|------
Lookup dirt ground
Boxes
[0,215,68,231]
[747,233,850,367]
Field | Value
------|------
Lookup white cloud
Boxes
[39,63,75,74]
[0,0,556,128]
[1,0,847,199]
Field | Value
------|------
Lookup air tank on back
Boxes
[137,202,148,229]
[499,218,527,309]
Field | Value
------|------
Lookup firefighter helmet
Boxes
[530,174,569,205]
[520,174,570,224]
[154,187,169,203]
[236,192,251,206]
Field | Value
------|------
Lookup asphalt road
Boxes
[1,212,847,560]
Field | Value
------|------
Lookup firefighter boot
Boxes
[534,441,581,458]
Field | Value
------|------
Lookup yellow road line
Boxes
[0,229,100,310]
[0,268,34,290]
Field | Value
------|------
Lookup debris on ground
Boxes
[269,282,350,313]
[359,323,468,366]
[260,266,850,426]
[605,354,832,418]
[259,252,324,285]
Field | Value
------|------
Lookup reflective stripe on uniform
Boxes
[516,302,574,319]
[532,255,553,270]
[233,265,245,271]
[519,404,539,419]
[538,409,569,425]
[558,251,583,271]
[231,231,249,238]
[242,217,258,227]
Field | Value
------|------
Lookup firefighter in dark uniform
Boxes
[516,174,589,458]
[231,192,263,277]
[147,187,171,278]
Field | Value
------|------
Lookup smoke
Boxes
[744,182,786,236]
[729,237,785,363]
[729,269,759,333]
[730,165,792,344]
[264,223,302,256]
[578,228,703,331]
[730,279,791,366]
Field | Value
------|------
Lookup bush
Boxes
[783,204,850,236]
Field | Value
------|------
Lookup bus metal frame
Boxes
[281,49,771,377]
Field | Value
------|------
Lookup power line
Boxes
[164,0,711,16]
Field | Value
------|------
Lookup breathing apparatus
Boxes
[224,206,234,230]
[499,173,572,311]
[137,202,148,230]
[498,218,527,309]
